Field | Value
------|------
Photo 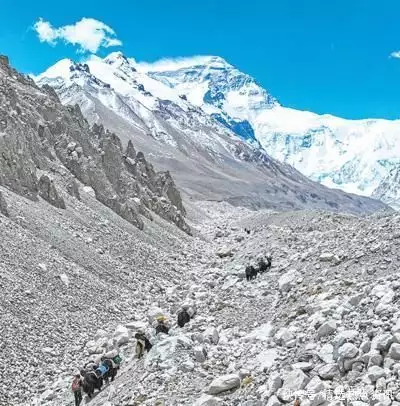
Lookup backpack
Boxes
[112,354,122,365]
[71,378,81,392]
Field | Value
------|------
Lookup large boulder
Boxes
[204,327,219,345]
[274,328,295,347]
[305,376,325,406]
[392,318,400,334]
[145,334,193,370]
[278,270,299,293]
[38,175,66,209]
[194,395,223,406]
[207,374,240,395]
[319,252,340,263]
[194,346,207,363]
[318,363,339,380]
[113,325,130,346]
[216,246,234,258]
[276,369,309,401]
[317,321,337,338]
[388,343,400,360]
[338,343,358,359]
[318,344,334,363]
[372,333,393,352]
[267,373,283,394]
[267,396,282,406]
[366,366,386,382]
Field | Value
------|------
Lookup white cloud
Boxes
[33,17,122,53]
[138,56,221,72]
[390,51,400,59]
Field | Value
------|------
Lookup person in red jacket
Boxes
[71,374,83,406]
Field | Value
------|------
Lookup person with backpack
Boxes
[155,316,170,335]
[135,332,152,358]
[71,374,83,406]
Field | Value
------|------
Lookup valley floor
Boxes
[2,194,400,406]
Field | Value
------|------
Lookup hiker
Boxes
[177,307,191,328]
[245,228,251,235]
[155,316,170,335]
[257,255,272,273]
[71,374,83,406]
[245,264,257,281]
[135,332,153,358]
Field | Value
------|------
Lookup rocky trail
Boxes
[23,202,400,406]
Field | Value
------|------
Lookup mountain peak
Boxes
[37,58,74,81]
[198,55,232,68]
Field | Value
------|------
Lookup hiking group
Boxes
[71,305,195,405]
[71,351,122,405]
[71,253,271,405]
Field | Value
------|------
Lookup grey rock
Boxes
[38,175,66,209]
[274,328,295,347]
[278,270,299,292]
[373,333,393,351]
[0,191,8,216]
[318,343,334,363]
[193,395,223,406]
[267,395,282,406]
[280,369,309,395]
[389,343,400,360]
[317,320,337,338]
[338,343,359,359]
[318,363,339,380]
[194,346,207,363]
[268,373,283,393]
[216,246,234,258]
[66,178,81,200]
[305,376,325,406]
[367,366,386,382]
[207,374,240,395]
[360,340,371,353]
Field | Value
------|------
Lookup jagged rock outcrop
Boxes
[38,175,66,209]
[0,55,190,233]
[66,178,80,200]
[0,191,8,216]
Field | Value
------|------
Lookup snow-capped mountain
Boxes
[145,56,400,206]
[373,164,400,210]
[36,52,386,214]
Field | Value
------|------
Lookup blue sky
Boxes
[1,0,400,119]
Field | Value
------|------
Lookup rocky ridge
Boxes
[0,55,189,234]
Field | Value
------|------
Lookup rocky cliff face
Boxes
[0,55,190,234]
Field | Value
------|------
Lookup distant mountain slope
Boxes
[145,56,400,206]
[373,164,400,210]
[36,53,386,214]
